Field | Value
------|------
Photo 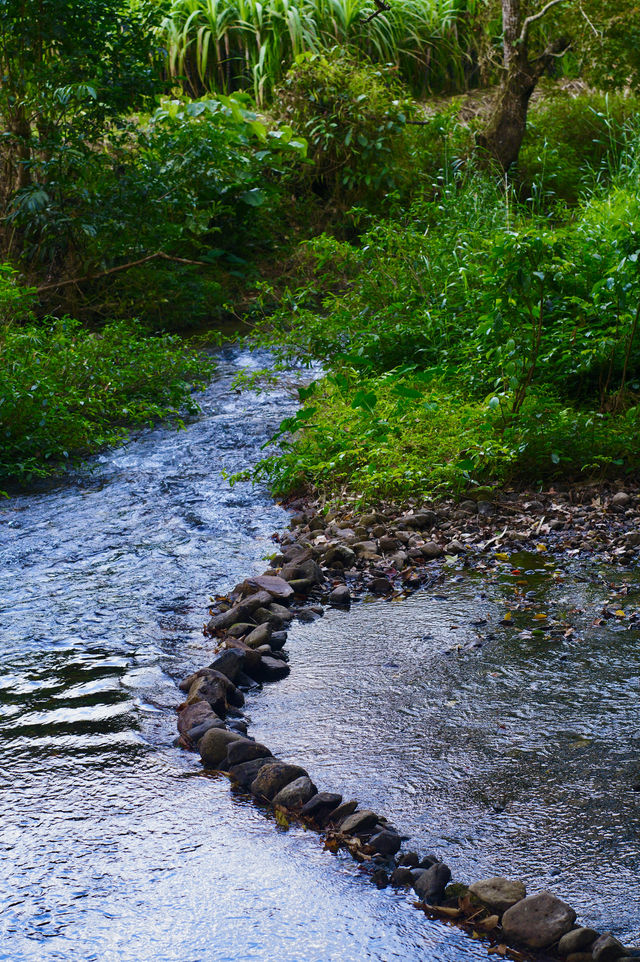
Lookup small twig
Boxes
[519,0,569,44]
[362,0,390,23]
[36,251,208,293]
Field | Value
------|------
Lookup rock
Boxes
[240,575,294,600]
[625,531,640,547]
[225,640,261,675]
[390,866,414,886]
[208,648,245,683]
[369,831,402,856]
[397,852,419,868]
[353,541,379,556]
[566,954,595,962]
[477,500,496,516]
[379,536,401,553]
[269,630,288,651]
[186,674,231,716]
[404,511,437,530]
[199,728,244,769]
[501,891,576,949]
[250,762,308,801]
[244,623,272,649]
[287,578,316,593]
[558,928,599,956]
[268,603,294,622]
[324,545,356,568]
[186,717,226,743]
[177,701,219,734]
[592,934,626,962]
[187,669,244,709]
[611,492,631,507]
[227,622,254,638]
[226,739,271,767]
[301,792,343,819]
[459,500,477,514]
[228,756,276,789]
[206,604,250,633]
[419,853,440,868]
[253,606,283,629]
[369,577,393,595]
[422,541,444,559]
[227,718,248,735]
[469,877,527,915]
[413,863,451,904]
[321,799,358,827]
[256,656,291,681]
[328,584,351,608]
[445,539,466,555]
[272,776,318,809]
[339,810,378,835]
[371,869,388,889]
[281,559,324,585]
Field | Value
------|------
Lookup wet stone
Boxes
[413,862,451,904]
[559,928,599,956]
[228,756,276,790]
[469,877,527,915]
[339,810,378,835]
[244,623,272,649]
[369,831,402,856]
[272,776,317,809]
[592,933,627,962]
[241,575,294,600]
[322,799,358,827]
[300,792,342,819]
[208,648,245,683]
[566,954,594,962]
[502,891,577,949]
[186,717,226,743]
[397,852,419,868]
[328,585,351,608]
[422,541,444,559]
[199,728,244,769]
[177,700,219,734]
[250,762,308,801]
[371,869,388,889]
[390,866,414,886]
[225,739,271,767]
[257,656,291,681]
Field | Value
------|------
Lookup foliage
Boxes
[10,95,306,327]
[160,0,479,103]
[0,310,211,483]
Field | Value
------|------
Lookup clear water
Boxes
[0,350,490,962]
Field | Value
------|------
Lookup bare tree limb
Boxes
[36,251,208,294]
[519,0,570,44]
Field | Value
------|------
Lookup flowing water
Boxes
[1,349,638,961]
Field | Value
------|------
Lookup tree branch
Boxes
[36,251,208,294]
[519,0,570,44]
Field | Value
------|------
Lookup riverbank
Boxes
[175,479,640,960]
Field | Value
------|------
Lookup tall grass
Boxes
[160,0,478,102]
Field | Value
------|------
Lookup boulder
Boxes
[301,792,342,820]
[397,852,420,868]
[281,558,323,585]
[240,575,294,600]
[177,701,219,734]
[369,831,402,856]
[558,928,599,956]
[592,934,627,962]
[339,810,378,835]
[269,630,288,651]
[199,728,243,769]
[256,656,291,681]
[225,739,272,767]
[186,717,226,744]
[186,670,244,713]
[414,863,451,904]
[208,648,245,683]
[390,866,414,886]
[269,603,294,622]
[469,877,526,915]
[321,799,358,827]
[328,584,351,607]
[272,776,318,809]
[250,762,308,801]
[228,756,276,789]
[252,607,283,629]
[244,623,272,649]
[324,545,356,568]
[501,892,576,949]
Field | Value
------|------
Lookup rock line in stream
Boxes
[174,484,640,962]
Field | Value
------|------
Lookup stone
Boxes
[186,717,226,743]
[379,536,402,553]
[225,739,271,767]
[257,656,291,681]
[369,831,402,856]
[199,728,243,769]
[328,585,351,608]
[272,776,318,809]
[558,928,599,956]
[592,934,626,962]
[611,492,631,507]
[253,606,283,629]
[413,863,451,904]
[501,891,576,949]
[369,577,393,594]
[269,603,294,622]
[186,675,230,716]
[301,792,343,819]
[339,810,378,835]
[566,954,594,962]
[269,630,288,651]
[227,622,254,638]
[404,510,437,530]
[371,869,389,889]
[250,762,308,801]
[177,700,219,734]
[469,877,527,915]
[324,544,356,568]
[287,578,316,593]
[227,718,248,735]
[228,756,276,789]
[321,799,358,827]
[419,853,440,868]
[397,852,419,868]
[390,867,414,886]
[353,541,378,555]
[422,541,444,559]
[459,500,477,513]
[281,558,323,585]
[240,575,294,600]
[208,648,245,683]
[445,540,466,555]
[244,623,272,649]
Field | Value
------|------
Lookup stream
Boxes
[1,348,638,961]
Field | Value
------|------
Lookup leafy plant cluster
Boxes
[0,274,211,484]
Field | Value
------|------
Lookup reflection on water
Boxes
[0,350,489,962]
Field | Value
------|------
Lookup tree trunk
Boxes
[476,54,537,171]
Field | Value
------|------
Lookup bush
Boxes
[0,315,211,483]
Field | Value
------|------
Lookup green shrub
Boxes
[0,316,211,483]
